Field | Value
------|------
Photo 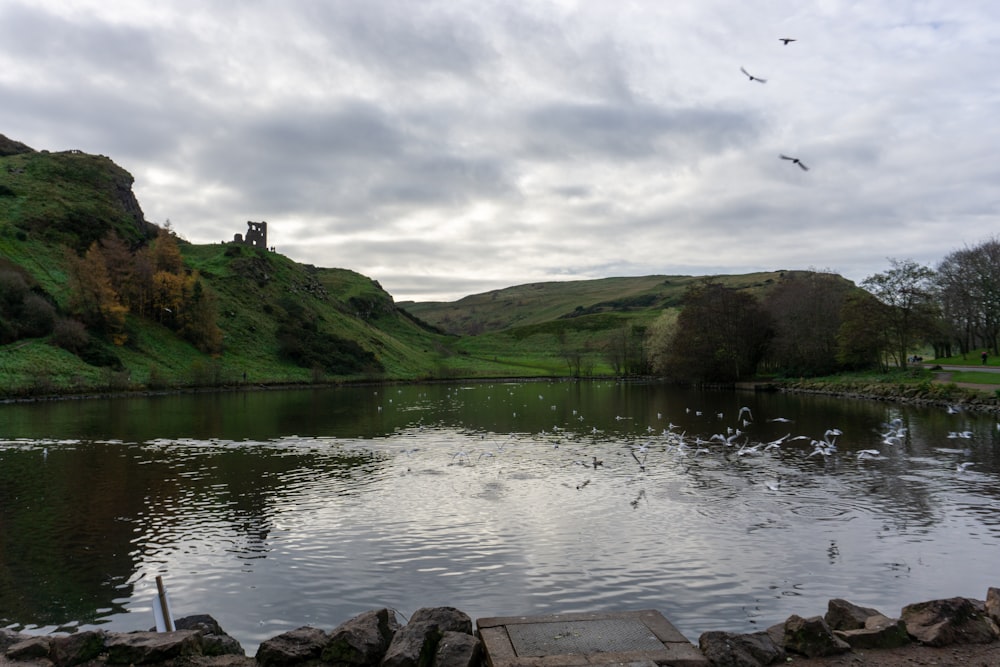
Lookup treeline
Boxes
[0,228,222,366]
[65,227,222,353]
[615,237,1000,383]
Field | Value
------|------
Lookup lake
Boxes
[1,381,998,654]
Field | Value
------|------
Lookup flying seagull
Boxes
[780,154,809,171]
[740,66,767,83]
[779,38,797,45]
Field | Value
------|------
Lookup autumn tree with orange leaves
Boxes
[66,228,223,353]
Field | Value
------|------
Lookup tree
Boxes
[937,238,1000,356]
[860,258,937,368]
[178,277,223,354]
[645,310,679,375]
[557,329,585,377]
[837,290,892,371]
[51,317,89,353]
[151,227,184,274]
[663,281,773,383]
[66,244,128,343]
[0,271,54,343]
[151,270,186,325]
[975,239,1000,355]
[762,272,852,376]
[604,323,649,376]
[99,232,139,311]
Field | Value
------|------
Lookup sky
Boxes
[1,1,998,303]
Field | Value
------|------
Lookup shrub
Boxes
[19,293,56,338]
[104,368,131,391]
[189,358,224,387]
[78,338,124,369]
[277,322,383,375]
[0,316,15,344]
[31,370,55,395]
[146,365,168,390]
[51,318,89,353]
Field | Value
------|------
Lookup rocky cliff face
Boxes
[106,157,155,242]
[0,135,155,247]
[0,133,34,157]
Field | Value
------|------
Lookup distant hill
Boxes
[399,271,816,336]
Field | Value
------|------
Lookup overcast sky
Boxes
[2,1,998,302]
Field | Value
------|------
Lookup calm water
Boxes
[1,381,998,653]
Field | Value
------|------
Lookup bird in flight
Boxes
[780,154,809,171]
[740,66,767,83]
[779,38,797,45]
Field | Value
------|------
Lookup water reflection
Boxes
[1,382,998,653]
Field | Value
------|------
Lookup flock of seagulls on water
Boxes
[743,37,810,172]
[16,386,994,505]
[377,384,998,510]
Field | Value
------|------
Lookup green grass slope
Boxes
[400,271,818,378]
[0,137,461,396]
[400,271,800,335]
[0,144,154,252]
[180,242,450,382]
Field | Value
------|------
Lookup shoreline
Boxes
[3,590,999,667]
[5,373,999,416]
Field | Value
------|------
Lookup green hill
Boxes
[399,271,830,378]
[0,136,464,396]
[399,272,800,335]
[0,134,860,396]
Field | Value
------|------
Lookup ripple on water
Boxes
[4,390,1000,656]
[787,501,856,520]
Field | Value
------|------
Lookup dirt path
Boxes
[932,370,998,394]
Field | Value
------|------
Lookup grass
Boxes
[940,371,1000,386]
[400,271,814,336]
[794,367,934,386]
[0,150,151,251]
[928,352,998,368]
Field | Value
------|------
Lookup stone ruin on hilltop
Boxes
[233,221,268,250]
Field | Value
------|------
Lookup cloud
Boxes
[1,1,999,301]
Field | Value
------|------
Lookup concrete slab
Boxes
[477,610,708,667]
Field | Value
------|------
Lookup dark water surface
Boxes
[1,381,998,653]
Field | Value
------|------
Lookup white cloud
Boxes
[1,0,998,301]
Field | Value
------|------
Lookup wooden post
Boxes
[156,575,175,632]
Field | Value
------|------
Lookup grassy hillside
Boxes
[0,234,464,396]
[0,137,464,397]
[399,271,799,335]
[0,134,864,396]
[1,135,674,396]
[399,271,829,378]
[0,145,154,252]
[178,242,449,382]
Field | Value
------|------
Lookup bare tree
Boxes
[936,248,979,356]
[645,310,679,375]
[762,272,852,376]
[937,238,1000,356]
[860,258,937,368]
[837,290,892,371]
[664,281,773,383]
